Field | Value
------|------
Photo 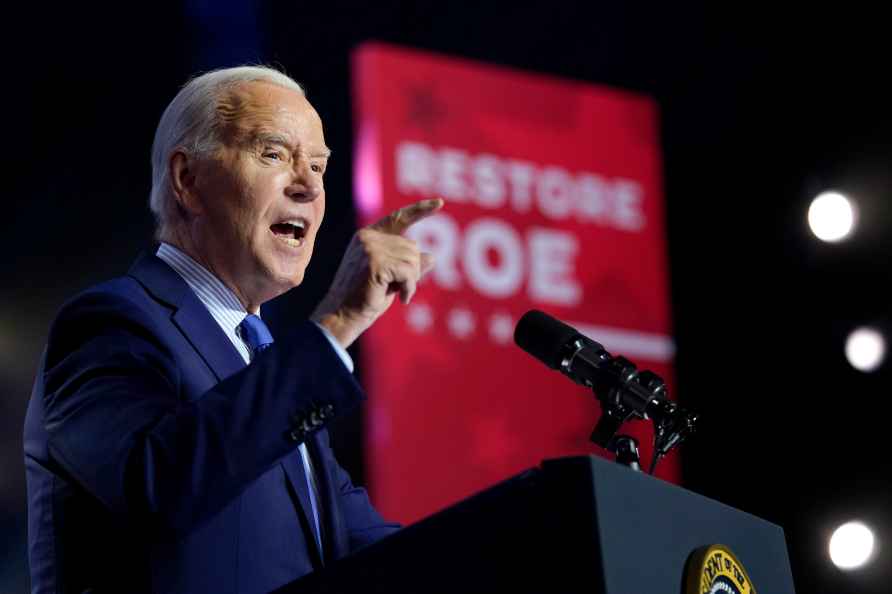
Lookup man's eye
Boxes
[263,151,283,161]
[311,163,324,173]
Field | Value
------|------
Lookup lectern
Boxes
[275,455,795,593]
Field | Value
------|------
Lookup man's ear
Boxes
[169,149,204,216]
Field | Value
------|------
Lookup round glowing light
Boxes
[807,192,856,242]
[829,521,876,569]
[845,327,886,372]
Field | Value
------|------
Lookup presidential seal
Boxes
[684,544,757,594]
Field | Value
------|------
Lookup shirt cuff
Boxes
[311,321,354,374]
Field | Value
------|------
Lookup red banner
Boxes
[352,43,677,524]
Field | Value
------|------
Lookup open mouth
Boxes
[270,219,308,247]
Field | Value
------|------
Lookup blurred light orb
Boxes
[845,327,886,372]
[807,191,856,242]
[829,521,876,569]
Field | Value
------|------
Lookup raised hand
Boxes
[311,198,444,348]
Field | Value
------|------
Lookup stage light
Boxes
[845,327,886,372]
[807,191,856,242]
[829,521,876,570]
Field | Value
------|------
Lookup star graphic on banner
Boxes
[447,307,476,340]
[403,83,448,132]
[406,302,434,333]
[488,312,514,345]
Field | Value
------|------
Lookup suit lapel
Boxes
[128,250,244,381]
[171,298,245,381]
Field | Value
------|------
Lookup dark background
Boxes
[3,2,891,593]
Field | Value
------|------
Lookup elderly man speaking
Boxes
[23,66,441,594]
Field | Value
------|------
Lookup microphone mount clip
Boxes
[564,339,697,474]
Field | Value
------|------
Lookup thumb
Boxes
[420,252,435,277]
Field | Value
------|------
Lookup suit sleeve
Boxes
[313,430,401,551]
[41,289,364,539]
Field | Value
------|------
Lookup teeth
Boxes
[272,219,307,245]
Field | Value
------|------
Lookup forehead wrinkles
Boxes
[215,82,305,146]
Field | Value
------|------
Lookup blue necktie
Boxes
[238,314,324,554]
[239,314,274,355]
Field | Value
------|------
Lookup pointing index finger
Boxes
[373,198,444,235]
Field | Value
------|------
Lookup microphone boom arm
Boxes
[562,337,698,473]
[515,310,698,474]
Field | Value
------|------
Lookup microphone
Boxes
[514,310,696,461]
[513,309,609,388]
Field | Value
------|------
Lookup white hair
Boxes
[148,65,305,239]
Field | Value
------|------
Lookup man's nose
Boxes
[286,163,322,202]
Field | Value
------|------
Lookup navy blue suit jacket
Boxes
[23,252,399,594]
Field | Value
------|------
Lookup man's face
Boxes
[190,81,329,306]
